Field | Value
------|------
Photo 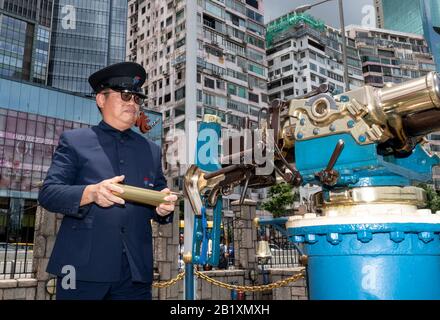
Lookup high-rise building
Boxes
[375,0,440,71]
[127,0,268,207]
[47,0,128,95]
[0,0,54,84]
[346,25,436,88]
[266,12,364,102]
[348,24,439,190]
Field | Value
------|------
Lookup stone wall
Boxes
[270,267,308,300]
[231,200,258,271]
[33,207,62,300]
[0,279,39,300]
[197,269,246,300]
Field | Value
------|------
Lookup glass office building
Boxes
[376,0,440,71]
[0,77,162,244]
[48,0,127,95]
[0,0,53,83]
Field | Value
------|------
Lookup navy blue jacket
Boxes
[38,120,172,283]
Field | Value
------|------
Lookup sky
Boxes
[263,0,376,29]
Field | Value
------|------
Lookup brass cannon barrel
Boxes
[112,183,180,207]
[403,108,440,137]
[378,71,440,116]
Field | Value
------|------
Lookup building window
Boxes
[268,80,281,90]
[227,83,247,99]
[175,37,185,49]
[247,34,265,49]
[281,53,290,62]
[205,0,224,18]
[204,77,215,89]
[284,88,294,97]
[282,65,293,72]
[175,86,186,101]
[176,9,184,22]
[248,92,259,103]
[268,93,281,101]
[248,63,265,76]
[282,76,294,85]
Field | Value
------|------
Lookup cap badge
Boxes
[132,75,141,87]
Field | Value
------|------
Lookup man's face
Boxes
[96,89,141,131]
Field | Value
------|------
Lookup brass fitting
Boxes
[183,252,192,264]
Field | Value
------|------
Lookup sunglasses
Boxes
[103,89,145,105]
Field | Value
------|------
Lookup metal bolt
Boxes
[389,231,405,243]
[326,233,342,245]
[357,231,372,243]
[300,118,306,126]
[418,231,434,243]
[313,128,320,135]
[347,120,355,128]
[329,124,336,132]
[358,135,367,143]
[341,95,349,102]
[297,132,303,139]
[305,234,318,244]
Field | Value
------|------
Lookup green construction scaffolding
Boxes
[266,12,326,48]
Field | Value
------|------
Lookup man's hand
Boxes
[81,175,126,207]
[156,188,177,216]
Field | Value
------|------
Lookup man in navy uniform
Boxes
[38,62,177,300]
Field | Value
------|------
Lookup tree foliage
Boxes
[418,183,440,213]
[261,183,298,217]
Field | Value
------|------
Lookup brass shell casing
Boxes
[113,183,177,207]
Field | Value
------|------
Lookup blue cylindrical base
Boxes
[289,223,440,300]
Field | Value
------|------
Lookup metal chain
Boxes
[152,268,306,292]
[152,271,185,288]
[194,269,306,292]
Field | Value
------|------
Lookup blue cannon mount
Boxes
[184,72,440,300]
[289,131,440,299]
[284,72,440,299]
